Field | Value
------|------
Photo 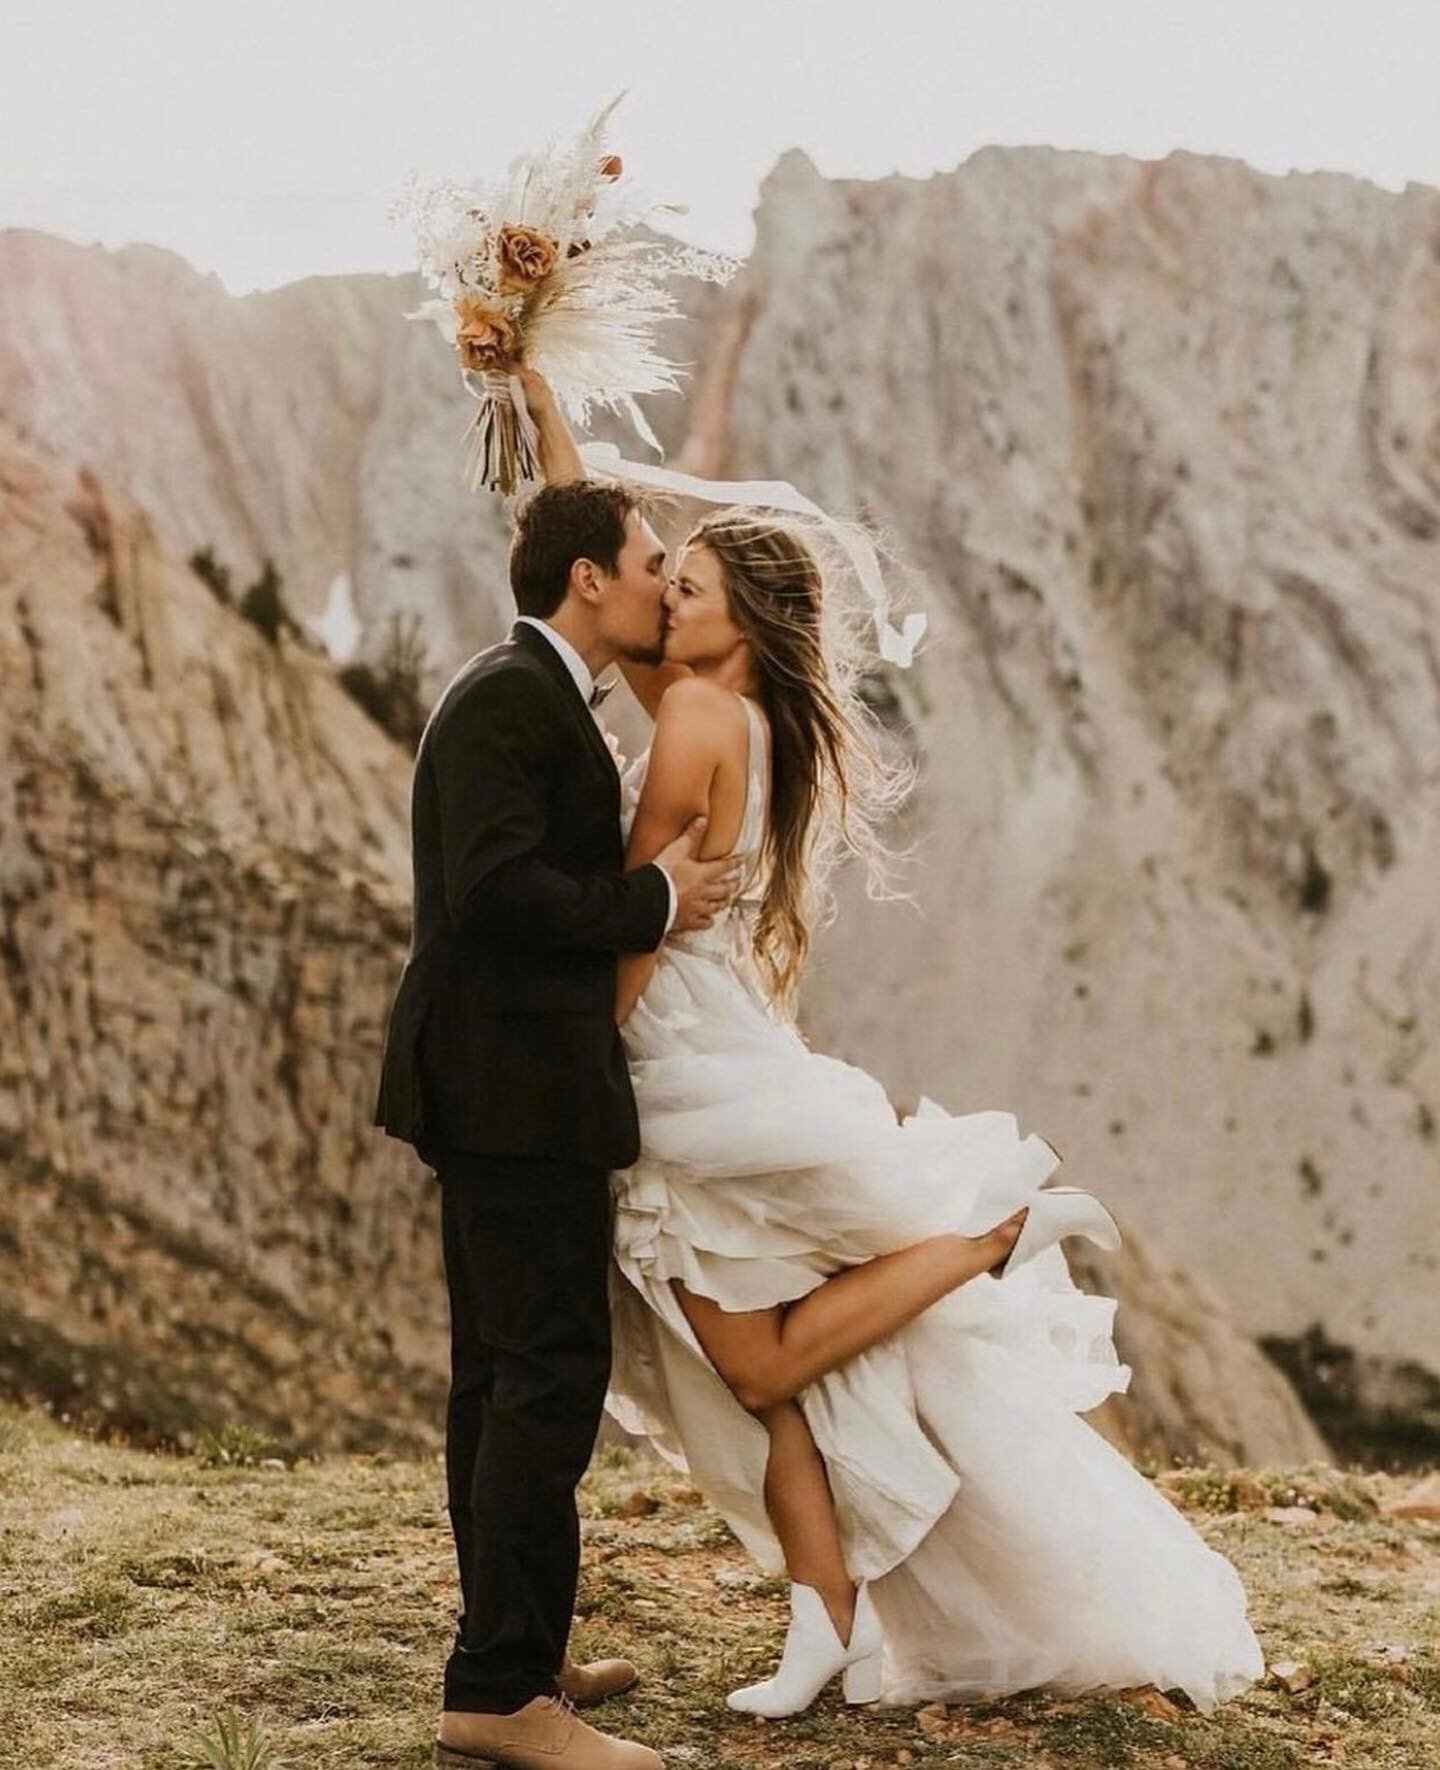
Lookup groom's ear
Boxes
[569,556,604,605]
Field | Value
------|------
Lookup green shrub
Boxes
[194,1424,296,1470]
[189,546,233,607]
[338,610,430,753]
[238,559,302,646]
[182,1708,281,1770]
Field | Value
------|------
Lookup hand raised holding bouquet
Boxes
[391,97,739,496]
[391,97,926,669]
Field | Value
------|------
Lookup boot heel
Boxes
[842,1649,883,1704]
[433,1747,498,1769]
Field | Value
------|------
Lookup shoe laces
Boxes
[542,1692,578,1721]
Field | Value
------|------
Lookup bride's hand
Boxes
[515,365,556,413]
[514,366,585,484]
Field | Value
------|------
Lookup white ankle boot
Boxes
[988,1184,1121,1276]
[726,1581,884,1718]
[962,1170,1121,1278]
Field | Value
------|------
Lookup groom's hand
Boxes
[659,816,746,933]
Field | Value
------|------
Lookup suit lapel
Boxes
[509,620,619,787]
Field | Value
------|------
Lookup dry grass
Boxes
[0,1406,1437,1768]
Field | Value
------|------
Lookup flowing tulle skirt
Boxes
[605,933,1265,1713]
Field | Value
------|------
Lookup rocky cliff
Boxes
[0,227,711,674]
[715,148,1440,1443]
[0,418,441,1449]
[0,412,1319,1464]
[12,139,1431,1462]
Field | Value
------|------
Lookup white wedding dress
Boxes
[604,695,1265,1713]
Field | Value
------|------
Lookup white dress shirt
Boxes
[515,616,678,934]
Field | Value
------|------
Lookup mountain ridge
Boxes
[5,132,1437,1450]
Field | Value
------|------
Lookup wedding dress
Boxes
[604,695,1265,1714]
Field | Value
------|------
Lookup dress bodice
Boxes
[620,693,771,969]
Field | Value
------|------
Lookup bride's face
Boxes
[663,542,748,668]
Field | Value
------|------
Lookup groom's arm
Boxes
[433,669,670,954]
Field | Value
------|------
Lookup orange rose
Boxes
[453,296,517,372]
[496,223,559,294]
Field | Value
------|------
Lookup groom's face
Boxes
[592,508,670,666]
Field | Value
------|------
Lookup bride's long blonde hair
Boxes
[684,508,915,1011]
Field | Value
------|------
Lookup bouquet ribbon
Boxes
[578,441,927,668]
[462,371,543,497]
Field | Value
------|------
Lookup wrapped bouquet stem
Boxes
[462,370,542,497]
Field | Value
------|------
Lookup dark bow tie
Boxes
[588,676,618,709]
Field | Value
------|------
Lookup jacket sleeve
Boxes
[432,667,670,954]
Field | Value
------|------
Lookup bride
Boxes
[519,369,1266,1720]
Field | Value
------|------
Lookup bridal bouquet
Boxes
[391,97,740,495]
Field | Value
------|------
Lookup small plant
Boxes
[239,559,303,646]
[33,1574,136,1639]
[1156,1464,1238,1513]
[338,609,431,752]
[1308,1650,1409,1722]
[70,755,107,804]
[195,1424,295,1470]
[1037,1697,1180,1765]
[182,1708,282,1770]
[1406,1655,1440,1711]
[1152,1461,1379,1520]
[189,546,234,607]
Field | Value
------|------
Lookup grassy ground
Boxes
[0,1407,1437,1769]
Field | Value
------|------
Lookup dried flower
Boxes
[496,223,559,294]
[453,295,517,372]
[394,94,740,493]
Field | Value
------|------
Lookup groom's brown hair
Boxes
[509,480,651,618]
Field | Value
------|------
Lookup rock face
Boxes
[0,413,1319,1465]
[0,228,526,672]
[718,147,1440,1412]
[12,146,1424,1465]
[1071,1243,1324,1469]
[0,419,441,1450]
[0,233,414,634]
[0,228,711,676]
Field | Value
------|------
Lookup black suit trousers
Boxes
[431,1146,614,1714]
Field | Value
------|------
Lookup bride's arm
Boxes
[516,366,691,719]
[516,366,586,484]
[615,679,736,1022]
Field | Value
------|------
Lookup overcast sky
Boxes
[3,0,1439,294]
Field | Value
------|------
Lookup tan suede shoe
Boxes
[557,1654,640,1706]
[434,1694,661,1770]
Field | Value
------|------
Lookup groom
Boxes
[376,478,741,1770]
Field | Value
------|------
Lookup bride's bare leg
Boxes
[756,1400,857,1645]
[674,1214,1026,1415]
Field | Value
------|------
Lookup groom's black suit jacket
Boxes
[373,619,671,1170]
